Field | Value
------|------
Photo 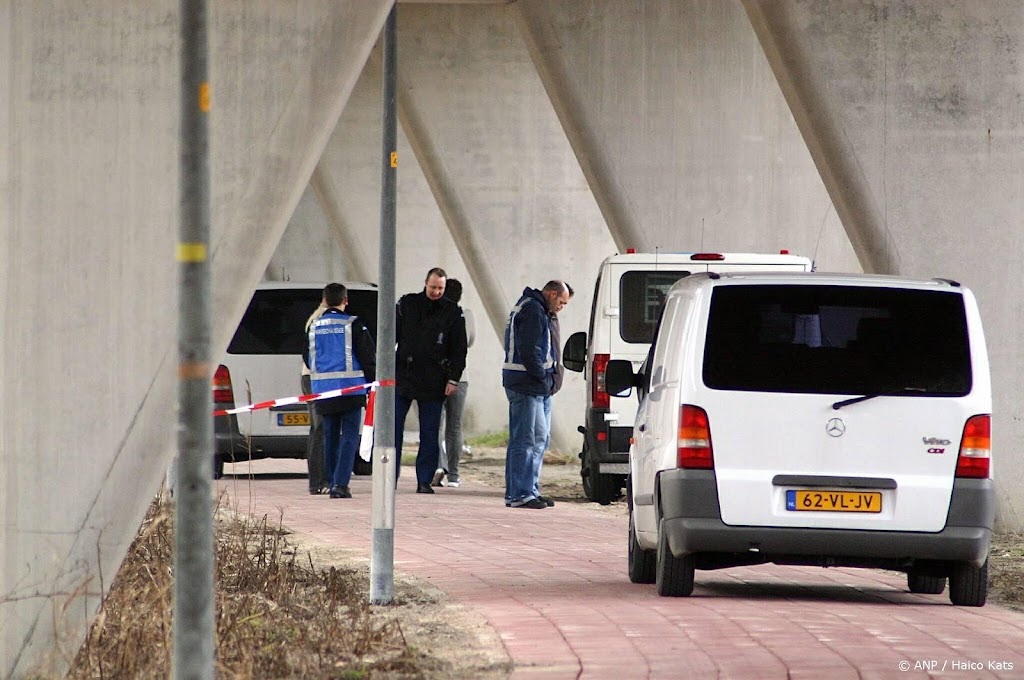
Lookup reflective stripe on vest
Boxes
[502,302,554,372]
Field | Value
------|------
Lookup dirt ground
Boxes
[287,447,1024,678]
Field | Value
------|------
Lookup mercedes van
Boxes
[562,251,813,503]
[213,281,378,478]
[606,272,994,605]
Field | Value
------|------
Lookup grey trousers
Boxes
[439,380,468,482]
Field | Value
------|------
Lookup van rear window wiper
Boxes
[832,387,928,410]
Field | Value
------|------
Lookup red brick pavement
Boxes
[218,461,1024,679]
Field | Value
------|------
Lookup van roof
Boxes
[672,270,965,293]
[601,251,813,266]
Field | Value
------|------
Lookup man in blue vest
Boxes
[304,283,376,499]
[502,280,572,508]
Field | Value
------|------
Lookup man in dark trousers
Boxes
[304,283,376,499]
[395,267,468,493]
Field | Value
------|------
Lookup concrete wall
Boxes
[0,2,390,676]
[743,0,1024,530]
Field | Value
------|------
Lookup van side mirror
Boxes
[605,359,636,397]
[563,331,587,373]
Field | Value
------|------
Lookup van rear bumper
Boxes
[214,411,308,460]
[658,471,995,568]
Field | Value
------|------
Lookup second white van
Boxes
[563,251,813,503]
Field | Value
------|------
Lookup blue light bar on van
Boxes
[690,253,725,261]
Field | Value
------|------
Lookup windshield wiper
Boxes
[832,387,928,410]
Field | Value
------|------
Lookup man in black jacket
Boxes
[395,268,469,493]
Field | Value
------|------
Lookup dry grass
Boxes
[67,494,435,679]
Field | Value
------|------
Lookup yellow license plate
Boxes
[786,490,882,513]
[278,412,310,426]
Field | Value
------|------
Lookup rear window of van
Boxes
[619,270,690,343]
[227,288,378,355]
[702,285,971,395]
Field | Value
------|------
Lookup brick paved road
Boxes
[218,461,1024,679]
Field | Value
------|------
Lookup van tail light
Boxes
[677,405,713,469]
[955,414,991,479]
[592,353,610,409]
[212,364,234,404]
[690,253,725,261]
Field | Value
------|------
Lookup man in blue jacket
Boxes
[502,280,572,509]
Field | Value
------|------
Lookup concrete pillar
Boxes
[515,0,859,271]
[0,2,389,676]
[743,0,1024,530]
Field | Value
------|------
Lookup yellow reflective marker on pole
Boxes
[390,151,398,168]
[177,242,208,262]
[198,82,211,112]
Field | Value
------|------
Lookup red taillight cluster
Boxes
[212,364,234,404]
[677,405,713,469]
[955,414,991,479]
[592,353,610,409]
[690,253,725,261]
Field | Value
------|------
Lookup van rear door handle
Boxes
[638,424,646,432]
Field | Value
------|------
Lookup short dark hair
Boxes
[426,267,447,282]
[323,282,347,307]
[445,278,463,303]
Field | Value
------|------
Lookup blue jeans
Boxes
[504,388,549,506]
[322,408,361,489]
[395,394,445,486]
[534,394,552,497]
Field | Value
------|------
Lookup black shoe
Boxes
[513,498,547,509]
[538,495,555,507]
[329,486,352,499]
[416,483,435,494]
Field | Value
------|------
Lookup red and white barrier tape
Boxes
[212,378,395,417]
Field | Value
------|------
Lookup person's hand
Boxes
[444,382,458,397]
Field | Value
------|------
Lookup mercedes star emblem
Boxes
[826,418,846,437]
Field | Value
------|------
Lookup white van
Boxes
[605,272,994,605]
[563,251,813,503]
[213,281,378,478]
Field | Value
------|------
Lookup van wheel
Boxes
[213,454,225,480]
[627,486,655,583]
[907,571,946,595]
[949,560,988,607]
[655,520,694,597]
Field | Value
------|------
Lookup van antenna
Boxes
[700,218,705,251]
[812,201,830,264]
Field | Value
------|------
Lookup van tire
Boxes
[949,560,988,607]
[655,520,694,596]
[627,489,655,583]
[907,571,946,595]
[352,456,372,477]
[213,454,225,480]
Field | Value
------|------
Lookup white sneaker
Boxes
[431,469,445,487]
[446,480,461,488]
